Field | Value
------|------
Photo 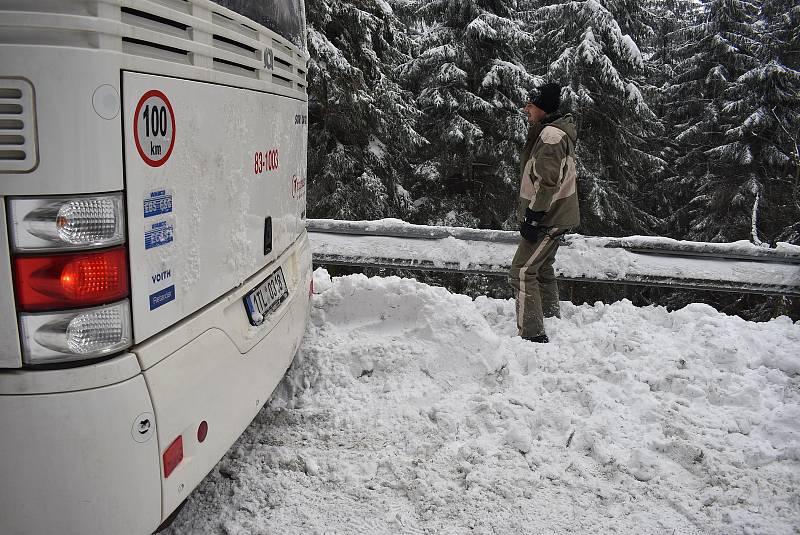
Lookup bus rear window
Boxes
[210,0,305,50]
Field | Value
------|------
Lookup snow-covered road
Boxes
[165,270,800,534]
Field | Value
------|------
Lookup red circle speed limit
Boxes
[134,90,176,167]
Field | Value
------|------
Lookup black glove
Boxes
[525,208,546,225]
[520,222,540,242]
[520,208,547,242]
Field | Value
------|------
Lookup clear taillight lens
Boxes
[19,300,132,365]
[8,193,126,252]
[56,198,118,244]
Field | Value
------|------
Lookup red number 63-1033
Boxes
[254,149,279,174]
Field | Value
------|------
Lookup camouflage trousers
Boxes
[508,228,563,338]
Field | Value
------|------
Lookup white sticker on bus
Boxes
[151,268,171,284]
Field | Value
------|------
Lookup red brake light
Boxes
[13,247,129,311]
[163,436,184,478]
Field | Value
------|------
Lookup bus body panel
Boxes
[0,201,21,368]
[0,351,141,395]
[122,72,308,343]
[0,375,162,535]
[132,232,312,372]
[142,238,311,514]
[0,47,123,194]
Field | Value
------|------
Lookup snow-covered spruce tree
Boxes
[306,0,425,220]
[721,0,800,244]
[528,0,665,236]
[645,0,698,113]
[645,0,699,206]
[663,0,764,242]
[397,0,537,229]
[763,0,800,244]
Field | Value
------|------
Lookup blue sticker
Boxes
[144,220,173,250]
[149,285,175,310]
[144,189,173,218]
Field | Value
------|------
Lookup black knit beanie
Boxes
[528,82,561,114]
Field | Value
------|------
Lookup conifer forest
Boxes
[303,0,800,318]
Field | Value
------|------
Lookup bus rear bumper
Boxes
[0,370,163,535]
[142,269,311,518]
[139,234,313,521]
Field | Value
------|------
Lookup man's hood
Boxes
[543,113,577,143]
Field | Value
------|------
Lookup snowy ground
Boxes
[166,270,800,535]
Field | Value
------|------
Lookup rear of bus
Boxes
[0,1,311,533]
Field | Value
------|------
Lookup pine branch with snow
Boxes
[306,0,425,221]
[529,0,664,236]
[398,0,538,229]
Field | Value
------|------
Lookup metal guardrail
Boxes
[307,219,800,263]
[307,219,800,297]
[606,237,800,265]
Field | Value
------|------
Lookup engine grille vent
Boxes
[117,0,306,93]
[0,78,37,173]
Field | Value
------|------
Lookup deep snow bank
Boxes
[166,270,800,535]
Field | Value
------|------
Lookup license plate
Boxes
[243,267,289,326]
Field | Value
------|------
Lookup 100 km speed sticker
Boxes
[134,90,176,167]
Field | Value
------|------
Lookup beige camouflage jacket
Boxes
[517,114,580,230]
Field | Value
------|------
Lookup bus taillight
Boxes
[8,193,133,366]
[13,247,129,311]
[18,300,133,366]
[8,194,126,252]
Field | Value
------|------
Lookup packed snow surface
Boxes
[166,270,800,534]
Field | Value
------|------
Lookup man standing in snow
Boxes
[509,82,580,343]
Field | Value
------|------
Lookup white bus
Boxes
[0,1,311,533]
